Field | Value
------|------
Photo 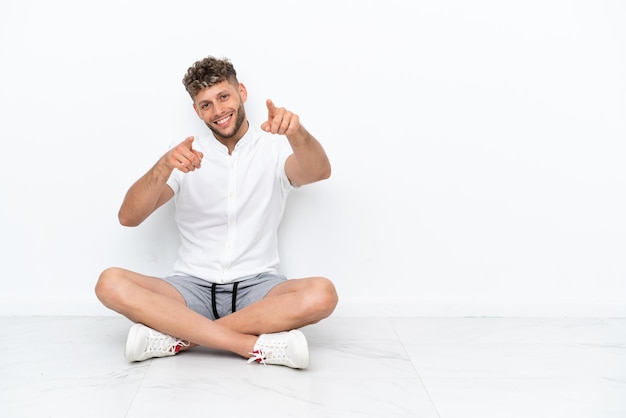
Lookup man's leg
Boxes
[95,267,257,358]
[215,276,338,336]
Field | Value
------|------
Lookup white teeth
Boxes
[216,115,231,125]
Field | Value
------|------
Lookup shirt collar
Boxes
[208,124,257,154]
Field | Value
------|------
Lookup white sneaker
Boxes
[125,323,189,362]
[247,330,309,369]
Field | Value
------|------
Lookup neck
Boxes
[215,120,249,155]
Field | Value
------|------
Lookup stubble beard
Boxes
[206,103,247,141]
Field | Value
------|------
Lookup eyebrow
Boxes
[197,89,230,106]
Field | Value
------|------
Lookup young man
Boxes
[95,56,338,369]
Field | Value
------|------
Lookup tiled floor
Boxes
[1,316,625,417]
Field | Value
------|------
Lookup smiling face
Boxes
[193,79,249,145]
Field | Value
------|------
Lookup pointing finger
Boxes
[266,99,276,116]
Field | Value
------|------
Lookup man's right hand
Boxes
[165,136,204,173]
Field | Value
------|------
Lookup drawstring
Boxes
[232,281,239,314]
[211,282,239,320]
[211,283,219,319]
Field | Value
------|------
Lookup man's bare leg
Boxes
[95,268,338,358]
[95,267,256,357]
[215,277,338,335]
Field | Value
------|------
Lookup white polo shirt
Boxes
[166,127,295,283]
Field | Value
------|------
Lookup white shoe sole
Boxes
[124,323,143,362]
[289,329,310,369]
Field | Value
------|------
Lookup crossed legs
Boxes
[94,267,338,358]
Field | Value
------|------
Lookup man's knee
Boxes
[95,267,126,307]
[308,277,338,319]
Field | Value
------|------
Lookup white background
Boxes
[1,0,624,317]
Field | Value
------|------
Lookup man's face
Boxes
[193,80,248,142]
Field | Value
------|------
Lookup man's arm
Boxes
[118,136,203,226]
[261,99,331,186]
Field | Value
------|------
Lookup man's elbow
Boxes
[319,163,331,181]
[118,210,141,227]
[309,163,331,183]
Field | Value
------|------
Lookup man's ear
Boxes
[238,82,248,103]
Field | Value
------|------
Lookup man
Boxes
[95,56,338,369]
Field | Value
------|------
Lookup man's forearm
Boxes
[118,160,173,226]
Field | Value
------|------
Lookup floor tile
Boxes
[1,315,624,418]
[422,376,626,418]
[0,316,147,418]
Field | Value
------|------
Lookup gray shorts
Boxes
[161,272,287,320]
